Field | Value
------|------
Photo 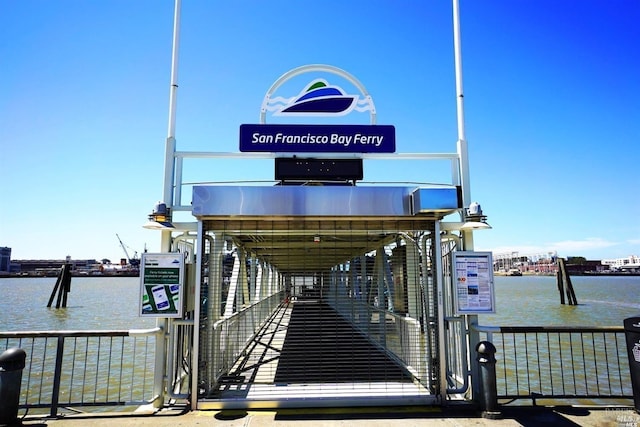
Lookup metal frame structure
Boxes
[147,0,483,411]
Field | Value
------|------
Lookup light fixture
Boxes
[440,230,461,244]
[143,201,175,230]
[460,201,492,230]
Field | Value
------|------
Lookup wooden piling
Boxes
[557,258,578,305]
[46,272,63,308]
[61,264,71,308]
[556,270,565,305]
[47,263,71,308]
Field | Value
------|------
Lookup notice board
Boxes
[139,253,184,318]
[453,251,495,315]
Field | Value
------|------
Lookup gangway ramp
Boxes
[207,299,431,407]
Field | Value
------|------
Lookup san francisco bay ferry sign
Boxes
[240,64,396,153]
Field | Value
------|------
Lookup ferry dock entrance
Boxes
[139,5,494,408]
[190,187,462,408]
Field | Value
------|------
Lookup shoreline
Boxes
[0,272,139,278]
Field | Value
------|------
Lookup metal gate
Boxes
[194,217,446,408]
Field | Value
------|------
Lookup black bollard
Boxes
[0,348,27,425]
[624,317,640,414]
[475,341,501,419]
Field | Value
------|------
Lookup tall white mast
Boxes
[161,0,181,252]
[452,0,473,249]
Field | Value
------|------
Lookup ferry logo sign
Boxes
[240,64,395,154]
[273,78,358,116]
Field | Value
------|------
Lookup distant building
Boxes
[493,251,558,274]
[602,255,640,272]
[0,247,10,272]
[11,259,100,276]
[565,259,610,275]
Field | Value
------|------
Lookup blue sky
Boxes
[1,1,638,263]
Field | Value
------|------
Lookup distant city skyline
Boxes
[2,246,637,266]
[1,1,638,262]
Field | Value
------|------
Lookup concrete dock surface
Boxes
[13,405,640,427]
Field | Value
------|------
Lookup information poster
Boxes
[453,251,495,315]
[139,253,184,318]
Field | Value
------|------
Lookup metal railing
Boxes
[328,297,432,386]
[445,317,469,394]
[205,292,284,387]
[474,324,632,402]
[167,319,194,400]
[0,327,162,417]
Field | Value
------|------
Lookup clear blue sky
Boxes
[1,1,638,263]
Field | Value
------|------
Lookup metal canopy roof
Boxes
[193,186,456,273]
[203,218,436,274]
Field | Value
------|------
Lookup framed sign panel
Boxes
[452,251,495,315]
[139,253,184,318]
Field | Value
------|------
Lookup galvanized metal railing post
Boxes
[167,319,193,400]
[50,336,65,418]
[152,325,166,409]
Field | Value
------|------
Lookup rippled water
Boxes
[1,275,638,331]
[480,275,640,327]
[0,277,156,331]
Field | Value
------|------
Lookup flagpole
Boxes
[452,0,474,249]
[162,0,181,252]
[452,0,483,408]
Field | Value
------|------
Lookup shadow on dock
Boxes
[274,301,412,384]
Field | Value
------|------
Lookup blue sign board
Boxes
[240,124,395,153]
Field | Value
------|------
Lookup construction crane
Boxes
[116,234,140,267]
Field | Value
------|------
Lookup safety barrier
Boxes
[206,292,284,387]
[0,327,162,417]
[474,324,633,402]
[167,319,194,400]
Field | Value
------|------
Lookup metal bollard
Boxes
[624,317,640,414]
[0,348,27,426]
[475,341,501,419]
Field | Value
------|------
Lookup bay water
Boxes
[1,275,638,332]
[0,276,156,332]
[480,275,640,327]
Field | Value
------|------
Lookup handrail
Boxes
[166,319,194,400]
[473,323,624,333]
[444,316,469,394]
[0,327,162,338]
[470,322,631,402]
[0,327,165,417]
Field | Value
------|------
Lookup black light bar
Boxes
[275,158,363,182]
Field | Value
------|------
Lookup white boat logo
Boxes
[633,343,640,363]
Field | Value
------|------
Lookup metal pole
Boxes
[154,0,182,410]
[163,0,180,209]
[162,0,181,253]
[433,221,448,400]
[50,337,65,417]
[452,0,484,407]
[452,0,470,209]
[190,221,204,410]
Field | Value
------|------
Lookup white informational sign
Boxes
[453,251,495,315]
[139,253,184,318]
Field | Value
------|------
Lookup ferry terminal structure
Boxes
[139,0,492,412]
[1,0,638,423]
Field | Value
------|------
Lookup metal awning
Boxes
[192,185,460,273]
